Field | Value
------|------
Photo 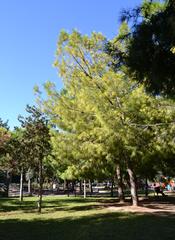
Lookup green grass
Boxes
[0,196,175,240]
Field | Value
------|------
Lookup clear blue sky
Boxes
[0,0,141,129]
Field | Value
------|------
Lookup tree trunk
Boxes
[79,180,83,194]
[5,170,11,198]
[83,179,86,198]
[116,164,125,202]
[28,178,31,196]
[111,179,114,197]
[38,158,43,213]
[66,180,70,197]
[19,168,24,202]
[72,181,75,192]
[63,179,66,191]
[71,180,76,196]
[90,180,93,196]
[145,177,148,197]
[127,167,138,206]
[74,180,77,197]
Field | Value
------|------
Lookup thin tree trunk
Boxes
[66,181,70,197]
[74,180,77,197]
[90,180,93,196]
[63,179,66,191]
[71,180,76,196]
[111,179,114,197]
[116,164,125,202]
[145,177,148,197]
[79,180,82,194]
[19,168,24,202]
[28,178,31,195]
[72,181,75,192]
[127,167,138,206]
[5,170,11,198]
[83,179,86,198]
[38,158,43,213]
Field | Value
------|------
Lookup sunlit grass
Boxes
[0,196,110,220]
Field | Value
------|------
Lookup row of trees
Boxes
[0,106,51,212]
[37,20,175,205]
[0,0,175,209]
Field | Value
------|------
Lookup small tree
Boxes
[19,105,51,212]
[6,129,25,201]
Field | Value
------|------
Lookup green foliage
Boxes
[38,29,175,184]
[18,105,51,162]
[109,0,175,96]
[0,119,10,169]
[17,105,52,180]
[3,128,24,172]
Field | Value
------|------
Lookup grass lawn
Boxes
[0,196,175,240]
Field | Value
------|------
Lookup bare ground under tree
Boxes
[108,193,175,217]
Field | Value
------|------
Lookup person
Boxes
[154,183,165,196]
[167,184,171,191]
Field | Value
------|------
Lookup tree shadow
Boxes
[0,198,37,212]
[0,195,174,215]
[0,212,175,240]
[0,197,69,212]
[0,196,122,213]
[137,195,175,216]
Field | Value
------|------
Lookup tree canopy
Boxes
[36,29,175,205]
[107,0,175,96]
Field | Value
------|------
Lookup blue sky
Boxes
[0,0,141,129]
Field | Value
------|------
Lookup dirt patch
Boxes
[107,194,175,217]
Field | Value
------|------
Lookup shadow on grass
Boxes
[0,197,120,213]
[0,212,175,240]
[0,198,36,212]
[1,195,175,214]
